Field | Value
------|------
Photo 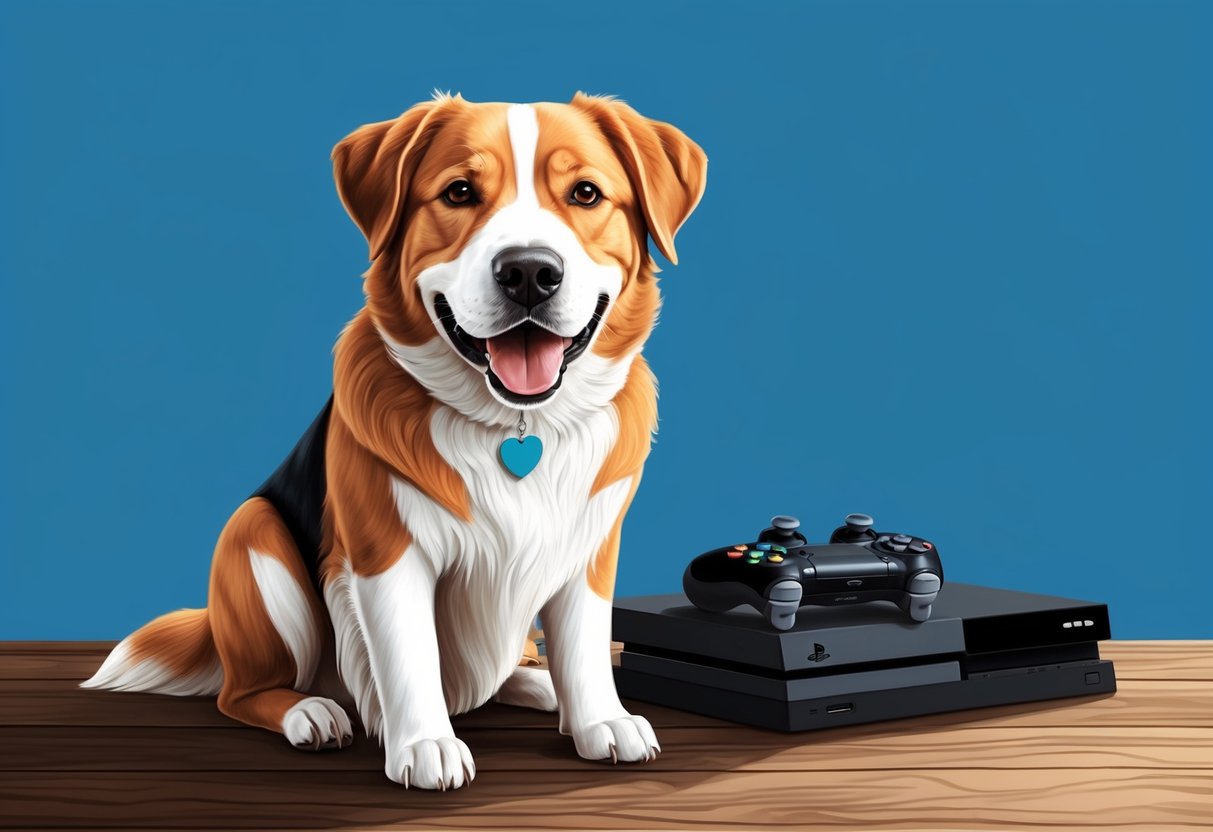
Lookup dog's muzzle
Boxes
[435,292,609,405]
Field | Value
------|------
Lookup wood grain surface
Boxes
[0,641,1210,831]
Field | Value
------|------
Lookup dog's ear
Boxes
[572,93,707,265]
[332,97,458,261]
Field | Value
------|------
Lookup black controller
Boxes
[682,514,944,630]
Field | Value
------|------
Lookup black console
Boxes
[613,583,1116,732]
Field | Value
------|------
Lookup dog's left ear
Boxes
[332,96,459,261]
[572,93,708,266]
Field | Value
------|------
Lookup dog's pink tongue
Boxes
[487,327,571,396]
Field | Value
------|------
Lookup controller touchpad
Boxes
[809,552,892,590]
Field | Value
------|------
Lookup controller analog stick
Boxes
[844,513,874,531]
[762,515,807,547]
[771,515,800,531]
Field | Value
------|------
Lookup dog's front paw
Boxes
[570,714,660,763]
[385,736,476,790]
[283,697,354,751]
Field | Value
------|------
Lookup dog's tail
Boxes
[81,607,223,696]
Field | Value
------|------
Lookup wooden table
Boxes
[1,641,1210,830]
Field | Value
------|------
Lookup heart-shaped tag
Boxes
[499,435,543,479]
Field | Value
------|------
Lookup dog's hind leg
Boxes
[209,497,352,750]
[493,633,557,711]
[493,665,558,711]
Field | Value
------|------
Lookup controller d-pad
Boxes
[892,534,912,544]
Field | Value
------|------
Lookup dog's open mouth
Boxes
[434,293,609,404]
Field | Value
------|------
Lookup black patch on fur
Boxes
[251,397,332,588]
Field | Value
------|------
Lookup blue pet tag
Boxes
[500,413,542,479]
[500,435,542,478]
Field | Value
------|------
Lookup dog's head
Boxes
[333,93,706,418]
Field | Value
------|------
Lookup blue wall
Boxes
[2,0,1209,639]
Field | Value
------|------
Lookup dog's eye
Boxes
[570,181,602,207]
[443,180,477,206]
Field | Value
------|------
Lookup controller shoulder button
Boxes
[909,573,942,593]
[767,580,803,602]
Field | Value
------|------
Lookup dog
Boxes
[83,92,706,789]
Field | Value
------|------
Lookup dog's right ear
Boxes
[332,96,458,261]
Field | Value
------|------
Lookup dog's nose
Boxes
[492,246,564,308]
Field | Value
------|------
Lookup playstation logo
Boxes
[808,643,830,662]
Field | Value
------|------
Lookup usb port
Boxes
[826,703,853,714]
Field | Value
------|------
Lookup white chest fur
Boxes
[391,400,632,715]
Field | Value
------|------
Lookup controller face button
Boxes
[756,543,772,551]
[893,534,912,544]
[746,556,762,564]
[767,554,784,563]
[732,544,747,551]
[727,550,744,559]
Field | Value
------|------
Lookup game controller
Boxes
[682,514,944,630]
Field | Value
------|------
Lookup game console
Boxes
[615,513,1116,731]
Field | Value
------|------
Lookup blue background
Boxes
[2,0,1210,640]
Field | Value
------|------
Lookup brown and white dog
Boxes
[83,92,706,789]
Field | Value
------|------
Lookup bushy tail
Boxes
[81,608,223,696]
